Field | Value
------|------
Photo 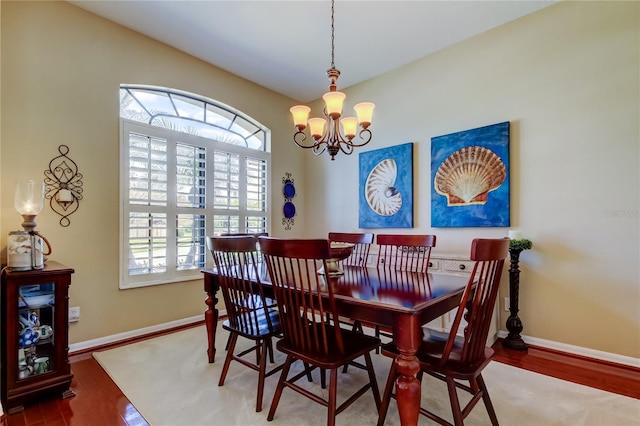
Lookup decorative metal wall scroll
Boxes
[282,172,296,230]
[44,145,83,227]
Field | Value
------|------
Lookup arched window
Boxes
[120,85,270,289]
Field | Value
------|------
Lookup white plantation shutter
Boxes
[213,151,240,210]
[127,131,169,279]
[121,119,269,289]
[128,212,167,275]
[129,133,167,206]
[176,144,206,209]
[245,157,268,233]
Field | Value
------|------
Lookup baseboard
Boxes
[69,315,203,354]
[69,316,638,370]
[496,330,640,369]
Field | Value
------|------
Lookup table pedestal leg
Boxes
[204,278,219,363]
[394,354,421,426]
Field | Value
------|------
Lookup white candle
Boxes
[58,189,73,202]
[508,231,523,240]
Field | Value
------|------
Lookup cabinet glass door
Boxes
[18,282,55,380]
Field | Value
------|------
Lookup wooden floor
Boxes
[2,334,638,426]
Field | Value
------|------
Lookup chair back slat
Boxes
[260,237,345,355]
[208,235,275,335]
[441,238,509,366]
[376,234,436,273]
[329,232,374,267]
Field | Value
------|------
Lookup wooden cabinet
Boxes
[1,261,75,414]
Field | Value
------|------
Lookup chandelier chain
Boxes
[330,0,335,69]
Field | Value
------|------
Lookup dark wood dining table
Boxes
[202,264,468,426]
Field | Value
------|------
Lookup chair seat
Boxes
[222,308,280,340]
[276,324,380,369]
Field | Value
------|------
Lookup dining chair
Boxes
[376,233,437,273]
[208,233,275,351]
[327,232,374,348]
[374,234,437,348]
[207,235,283,413]
[328,232,374,267]
[377,238,509,426]
[259,237,381,426]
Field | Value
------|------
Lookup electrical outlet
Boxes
[69,306,80,322]
[504,297,510,312]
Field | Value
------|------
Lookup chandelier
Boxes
[289,0,375,160]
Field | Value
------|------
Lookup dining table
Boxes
[201,263,469,426]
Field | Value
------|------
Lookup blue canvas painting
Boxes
[431,122,510,227]
[359,143,413,228]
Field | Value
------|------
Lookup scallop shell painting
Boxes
[359,143,413,228]
[431,122,510,227]
[434,146,506,206]
[365,159,402,216]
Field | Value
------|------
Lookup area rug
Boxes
[93,326,639,426]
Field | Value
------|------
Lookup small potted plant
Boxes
[509,238,532,252]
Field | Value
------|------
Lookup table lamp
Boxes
[7,179,49,270]
[14,179,45,232]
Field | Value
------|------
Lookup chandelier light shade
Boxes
[290,0,375,160]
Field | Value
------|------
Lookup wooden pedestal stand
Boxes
[502,240,532,351]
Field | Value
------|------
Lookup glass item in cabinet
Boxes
[19,282,55,308]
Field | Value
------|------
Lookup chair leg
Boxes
[267,337,275,363]
[255,339,262,365]
[267,355,294,422]
[219,333,238,386]
[446,377,464,426]
[225,332,232,351]
[327,368,338,426]
[255,339,269,412]
[476,374,499,426]
[304,362,314,382]
[343,321,364,373]
[377,360,398,426]
[364,352,381,410]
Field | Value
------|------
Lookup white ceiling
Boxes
[68,0,557,102]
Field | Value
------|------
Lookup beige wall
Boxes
[2,1,638,360]
[1,1,307,344]
[305,1,639,358]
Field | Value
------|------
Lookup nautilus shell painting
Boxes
[359,143,413,228]
[434,146,506,206]
[431,122,510,227]
[365,159,402,216]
